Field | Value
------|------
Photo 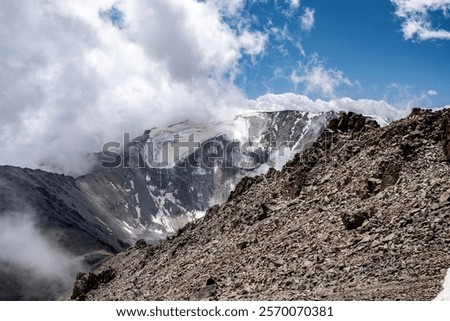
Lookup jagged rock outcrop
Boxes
[71,268,116,301]
[72,108,450,301]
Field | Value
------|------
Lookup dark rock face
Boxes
[336,111,368,132]
[71,268,116,301]
[76,108,450,301]
[341,211,369,230]
[443,141,450,161]
[228,176,263,201]
[196,278,218,301]
[380,161,401,191]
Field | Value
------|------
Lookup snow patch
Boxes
[151,214,162,225]
[161,216,175,233]
[135,193,140,204]
[434,268,450,301]
[95,217,107,226]
[192,211,206,219]
[122,221,134,235]
[109,182,118,191]
[135,205,141,219]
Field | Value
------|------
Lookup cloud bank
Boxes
[247,93,409,122]
[0,0,265,175]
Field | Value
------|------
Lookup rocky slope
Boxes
[0,110,335,300]
[72,108,450,300]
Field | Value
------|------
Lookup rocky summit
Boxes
[71,108,450,301]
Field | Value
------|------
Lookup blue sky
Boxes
[232,0,450,107]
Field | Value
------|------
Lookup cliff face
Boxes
[72,108,450,301]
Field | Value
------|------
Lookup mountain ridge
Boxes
[71,108,450,300]
[0,110,336,300]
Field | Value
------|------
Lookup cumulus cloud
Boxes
[0,0,267,176]
[300,7,315,32]
[290,55,355,97]
[391,0,450,40]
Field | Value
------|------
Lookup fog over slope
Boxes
[0,213,83,300]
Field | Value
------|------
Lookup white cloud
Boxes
[384,82,439,108]
[391,0,450,40]
[0,0,267,175]
[269,24,306,56]
[290,55,354,97]
[278,0,301,17]
[300,7,315,32]
[287,0,301,10]
[206,0,246,16]
[239,30,268,56]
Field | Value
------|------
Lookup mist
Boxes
[0,212,83,300]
